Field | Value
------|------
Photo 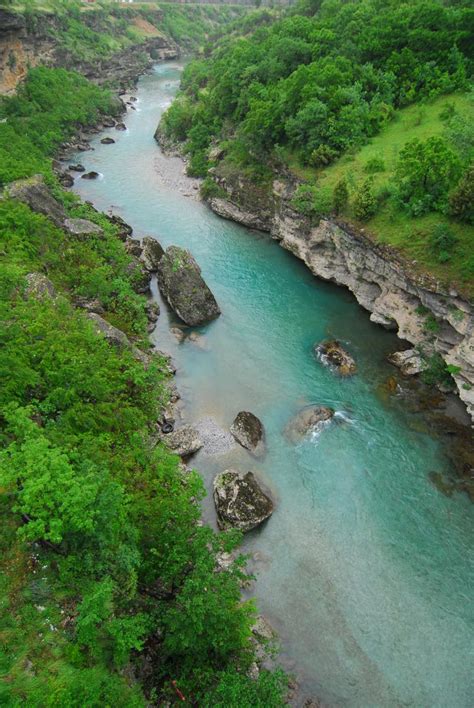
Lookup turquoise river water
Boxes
[72,63,474,707]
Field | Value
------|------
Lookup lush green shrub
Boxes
[428,223,459,262]
[353,177,378,220]
[332,177,349,215]
[449,164,474,224]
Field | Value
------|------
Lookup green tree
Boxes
[395,136,461,215]
[353,177,378,220]
[449,164,474,224]
[332,177,349,214]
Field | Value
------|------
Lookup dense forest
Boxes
[0,6,286,706]
[162,0,474,291]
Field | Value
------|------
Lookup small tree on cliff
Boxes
[353,178,377,220]
[332,177,349,215]
[449,164,474,224]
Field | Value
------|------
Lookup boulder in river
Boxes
[81,171,100,180]
[69,163,85,172]
[388,348,424,376]
[157,245,221,326]
[315,340,356,376]
[115,122,127,131]
[230,411,265,457]
[284,405,334,443]
[6,175,66,228]
[213,470,274,532]
[101,137,116,145]
[141,236,165,272]
[102,116,116,128]
[161,425,203,457]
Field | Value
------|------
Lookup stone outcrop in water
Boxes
[81,171,100,180]
[284,405,335,443]
[206,169,474,423]
[157,245,221,326]
[230,411,265,457]
[213,470,274,532]
[141,236,165,272]
[315,340,357,376]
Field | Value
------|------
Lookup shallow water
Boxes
[72,63,474,707]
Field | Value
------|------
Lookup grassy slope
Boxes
[287,92,474,295]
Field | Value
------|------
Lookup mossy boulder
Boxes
[213,470,274,532]
[230,411,265,457]
[157,245,220,326]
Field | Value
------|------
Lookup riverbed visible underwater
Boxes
[72,63,474,707]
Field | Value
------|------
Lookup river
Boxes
[72,62,474,707]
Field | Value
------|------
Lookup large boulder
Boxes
[315,340,356,376]
[157,246,220,326]
[230,411,265,457]
[285,405,334,443]
[64,218,103,238]
[6,175,66,228]
[107,213,133,241]
[141,236,164,272]
[81,171,100,180]
[161,425,203,457]
[388,348,424,376]
[213,470,274,532]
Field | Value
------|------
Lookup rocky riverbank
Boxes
[204,164,474,426]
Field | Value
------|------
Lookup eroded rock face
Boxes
[315,340,357,376]
[284,406,334,443]
[157,245,221,326]
[388,349,424,376]
[213,470,274,532]
[161,425,203,457]
[230,411,265,456]
[141,236,164,272]
[108,213,133,241]
[6,175,66,228]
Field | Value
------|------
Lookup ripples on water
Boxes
[72,63,474,707]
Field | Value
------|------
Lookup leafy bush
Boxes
[449,164,474,224]
[353,177,378,220]
[364,156,386,173]
[332,177,349,215]
[428,223,459,262]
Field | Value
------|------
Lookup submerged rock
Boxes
[388,348,424,376]
[6,175,66,228]
[101,137,115,145]
[145,301,160,332]
[157,245,221,326]
[64,218,103,238]
[69,163,85,172]
[213,470,274,532]
[81,171,100,180]
[141,236,165,272]
[162,425,203,457]
[284,405,334,443]
[230,411,265,457]
[315,340,356,376]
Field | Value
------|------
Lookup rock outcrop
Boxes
[284,405,335,443]
[230,411,265,457]
[207,169,474,423]
[315,340,357,376]
[24,272,56,300]
[161,425,203,457]
[64,218,103,238]
[6,175,66,227]
[141,236,164,272]
[213,470,274,532]
[388,349,425,376]
[157,245,221,326]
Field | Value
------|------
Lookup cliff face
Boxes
[208,169,474,423]
[0,9,178,95]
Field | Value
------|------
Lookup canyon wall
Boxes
[208,168,474,423]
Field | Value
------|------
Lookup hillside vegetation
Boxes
[0,53,285,708]
[161,0,474,293]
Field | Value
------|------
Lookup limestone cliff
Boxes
[0,8,178,95]
[207,168,474,423]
